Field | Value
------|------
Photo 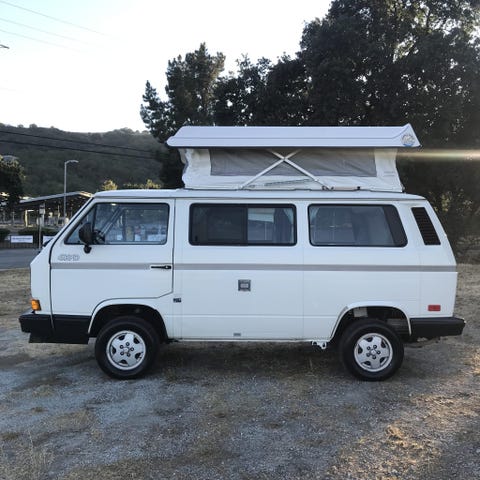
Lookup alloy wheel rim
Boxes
[353,332,393,372]
[106,330,146,371]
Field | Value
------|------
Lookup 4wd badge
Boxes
[58,254,80,262]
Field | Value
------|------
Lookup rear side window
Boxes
[309,204,407,247]
[190,204,296,246]
[411,207,441,245]
[66,203,169,245]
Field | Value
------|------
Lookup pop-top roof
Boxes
[166,124,420,148]
[166,125,420,192]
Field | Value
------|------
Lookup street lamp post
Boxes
[38,203,45,250]
[63,160,78,222]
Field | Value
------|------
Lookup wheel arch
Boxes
[331,303,411,344]
[89,303,168,342]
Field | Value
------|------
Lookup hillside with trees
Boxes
[0,125,163,197]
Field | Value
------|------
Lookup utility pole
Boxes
[63,160,78,222]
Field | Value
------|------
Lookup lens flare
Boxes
[397,149,480,161]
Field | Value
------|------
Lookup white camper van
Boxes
[19,125,465,381]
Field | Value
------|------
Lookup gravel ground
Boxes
[0,266,478,480]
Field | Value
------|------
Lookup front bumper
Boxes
[409,316,465,340]
[19,311,90,344]
[19,311,52,335]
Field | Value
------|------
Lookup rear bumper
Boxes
[410,316,465,340]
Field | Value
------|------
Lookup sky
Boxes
[0,0,331,133]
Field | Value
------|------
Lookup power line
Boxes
[0,139,157,160]
[0,0,105,36]
[0,27,82,51]
[0,129,155,153]
[0,17,92,45]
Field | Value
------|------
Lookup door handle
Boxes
[150,265,172,270]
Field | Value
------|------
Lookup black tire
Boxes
[339,319,404,381]
[95,316,160,380]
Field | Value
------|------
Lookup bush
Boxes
[0,228,10,242]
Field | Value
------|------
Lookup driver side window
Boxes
[66,203,169,245]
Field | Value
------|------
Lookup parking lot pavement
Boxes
[0,249,38,269]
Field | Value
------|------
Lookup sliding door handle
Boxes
[150,264,172,270]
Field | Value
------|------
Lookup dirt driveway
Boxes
[0,266,479,480]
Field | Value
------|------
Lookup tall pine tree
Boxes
[141,43,225,187]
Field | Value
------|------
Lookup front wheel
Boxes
[339,319,404,381]
[95,316,159,379]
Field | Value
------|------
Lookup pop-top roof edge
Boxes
[166,124,420,148]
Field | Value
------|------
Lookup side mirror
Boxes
[78,222,93,254]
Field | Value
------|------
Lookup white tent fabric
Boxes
[167,125,420,192]
[179,147,402,191]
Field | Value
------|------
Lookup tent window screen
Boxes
[209,148,376,177]
[309,205,406,247]
[190,204,296,245]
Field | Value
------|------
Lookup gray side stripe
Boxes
[50,262,456,273]
[176,264,456,273]
[51,263,153,270]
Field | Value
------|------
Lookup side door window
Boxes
[189,204,296,246]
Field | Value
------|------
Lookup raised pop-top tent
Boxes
[166,124,420,192]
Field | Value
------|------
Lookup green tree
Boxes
[300,0,480,136]
[158,150,184,189]
[141,43,225,141]
[214,56,308,126]
[0,155,24,208]
[257,55,310,126]
[141,43,225,188]
[214,56,271,125]
[100,179,118,191]
[122,179,161,189]
[140,81,174,142]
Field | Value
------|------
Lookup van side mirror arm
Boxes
[78,222,93,254]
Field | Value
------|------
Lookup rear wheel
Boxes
[339,319,404,381]
[95,316,159,379]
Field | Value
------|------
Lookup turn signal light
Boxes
[428,304,441,312]
[31,299,41,311]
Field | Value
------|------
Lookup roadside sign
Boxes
[10,236,34,244]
